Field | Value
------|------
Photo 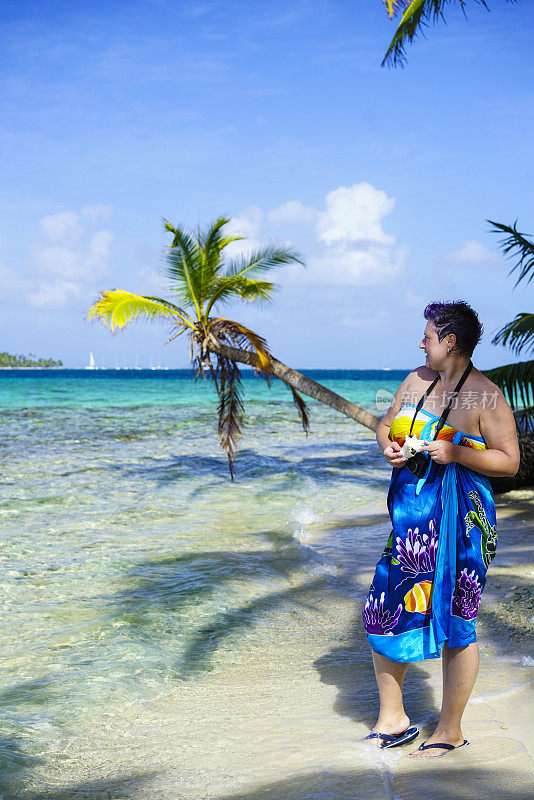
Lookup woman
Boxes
[363,300,520,758]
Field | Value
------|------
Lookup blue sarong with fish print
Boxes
[363,403,497,662]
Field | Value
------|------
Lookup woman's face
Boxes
[419,321,451,369]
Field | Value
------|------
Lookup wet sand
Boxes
[26,488,533,800]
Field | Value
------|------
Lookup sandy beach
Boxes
[22,485,532,800]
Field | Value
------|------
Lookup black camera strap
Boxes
[408,360,473,440]
[408,376,440,438]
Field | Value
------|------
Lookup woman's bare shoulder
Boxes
[470,367,510,410]
[469,366,502,392]
[403,365,439,391]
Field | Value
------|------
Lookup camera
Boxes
[400,434,429,479]
[404,450,429,479]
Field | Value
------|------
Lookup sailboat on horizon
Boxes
[85,352,98,370]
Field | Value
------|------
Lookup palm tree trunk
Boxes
[209,341,381,432]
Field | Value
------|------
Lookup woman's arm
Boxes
[452,389,520,478]
[377,374,412,467]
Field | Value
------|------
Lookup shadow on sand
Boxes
[4,764,530,800]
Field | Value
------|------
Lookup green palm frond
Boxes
[216,356,245,481]
[165,245,202,312]
[229,277,276,302]
[200,216,245,285]
[290,387,311,435]
[383,0,401,15]
[87,290,194,332]
[487,219,534,289]
[225,244,304,279]
[482,360,534,414]
[163,220,198,263]
[204,276,276,318]
[162,222,302,321]
[163,221,204,314]
[491,313,534,356]
[381,1,515,68]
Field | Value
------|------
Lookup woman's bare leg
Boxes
[410,641,479,757]
[369,650,410,746]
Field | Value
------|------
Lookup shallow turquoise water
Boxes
[0,368,406,795]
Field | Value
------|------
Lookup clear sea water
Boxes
[0,368,409,797]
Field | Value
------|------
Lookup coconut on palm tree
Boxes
[88,217,380,479]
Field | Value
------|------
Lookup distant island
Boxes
[0,351,63,368]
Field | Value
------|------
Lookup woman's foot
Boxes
[409,729,466,758]
[366,713,411,748]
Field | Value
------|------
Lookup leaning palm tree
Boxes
[381,1,517,68]
[88,217,380,479]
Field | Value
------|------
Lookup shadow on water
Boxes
[0,677,62,708]
[213,769,534,800]
[106,509,440,735]
[108,445,390,491]
[177,575,331,677]
[0,770,158,800]
[0,735,42,799]
[0,678,157,800]
[112,533,324,606]
[0,678,66,798]
[7,766,531,799]
[110,534,337,679]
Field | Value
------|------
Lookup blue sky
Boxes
[1,0,532,369]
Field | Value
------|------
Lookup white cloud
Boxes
[307,243,408,286]
[30,227,113,283]
[445,239,501,266]
[39,211,82,245]
[317,183,395,246]
[1,206,115,308]
[226,182,406,287]
[226,205,263,240]
[304,182,404,286]
[267,200,317,227]
[85,230,114,273]
[27,280,84,308]
[29,242,81,279]
[0,263,30,292]
[225,205,263,258]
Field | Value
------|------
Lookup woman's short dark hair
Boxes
[423,300,483,359]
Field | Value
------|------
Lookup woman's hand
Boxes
[420,440,458,465]
[383,441,407,468]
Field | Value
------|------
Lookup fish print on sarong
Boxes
[363,403,496,662]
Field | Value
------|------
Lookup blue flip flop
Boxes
[416,739,469,756]
[364,725,419,749]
